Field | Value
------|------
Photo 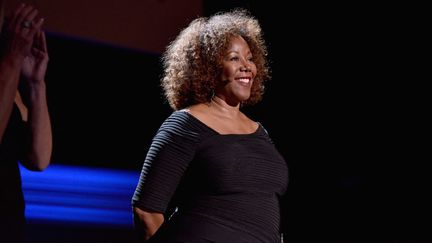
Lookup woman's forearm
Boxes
[133,207,164,241]
[21,82,52,171]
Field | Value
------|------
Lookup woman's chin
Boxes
[239,93,251,102]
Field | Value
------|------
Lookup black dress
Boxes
[132,111,288,243]
[0,104,27,243]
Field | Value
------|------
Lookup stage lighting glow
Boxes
[20,164,140,228]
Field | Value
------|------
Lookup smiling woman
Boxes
[131,9,288,243]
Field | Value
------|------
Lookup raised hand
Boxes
[1,4,44,61]
[21,30,49,84]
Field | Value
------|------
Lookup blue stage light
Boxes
[20,164,140,228]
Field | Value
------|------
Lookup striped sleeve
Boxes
[132,112,201,213]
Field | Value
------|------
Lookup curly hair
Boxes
[161,9,270,110]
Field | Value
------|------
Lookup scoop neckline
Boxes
[178,110,261,136]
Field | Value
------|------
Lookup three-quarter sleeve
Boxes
[132,112,201,213]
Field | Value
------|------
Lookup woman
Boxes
[0,3,52,242]
[132,9,287,242]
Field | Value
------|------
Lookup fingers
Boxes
[2,3,47,59]
[9,3,26,27]
[21,8,39,32]
[13,4,35,30]
[30,30,49,64]
[8,4,43,35]
[27,17,44,39]
[33,29,48,53]
[39,31,48,53]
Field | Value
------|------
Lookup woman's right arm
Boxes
[131,113,200,241]
[133,207,164,241]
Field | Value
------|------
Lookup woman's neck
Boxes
[209,95,241,119]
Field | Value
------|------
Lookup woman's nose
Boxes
[240,64,251,72]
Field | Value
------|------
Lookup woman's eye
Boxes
[230,57,239,61]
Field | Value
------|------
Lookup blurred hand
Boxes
[21,30,49,84]
[1,4,44,61]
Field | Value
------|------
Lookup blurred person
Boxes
[0,2,52,242]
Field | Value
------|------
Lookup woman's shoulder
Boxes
[158,109,213,137]
[164,109,193,124]
[160,110,192,131]
[255,122,275,144]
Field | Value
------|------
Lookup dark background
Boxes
[27,1,427,242]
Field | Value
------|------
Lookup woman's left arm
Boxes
[20,29,52,171]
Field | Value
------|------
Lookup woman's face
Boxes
[216,35,257,106]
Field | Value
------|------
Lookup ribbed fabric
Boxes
[132,111,288,242]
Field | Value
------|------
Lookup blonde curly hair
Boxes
[161,9,270,110]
